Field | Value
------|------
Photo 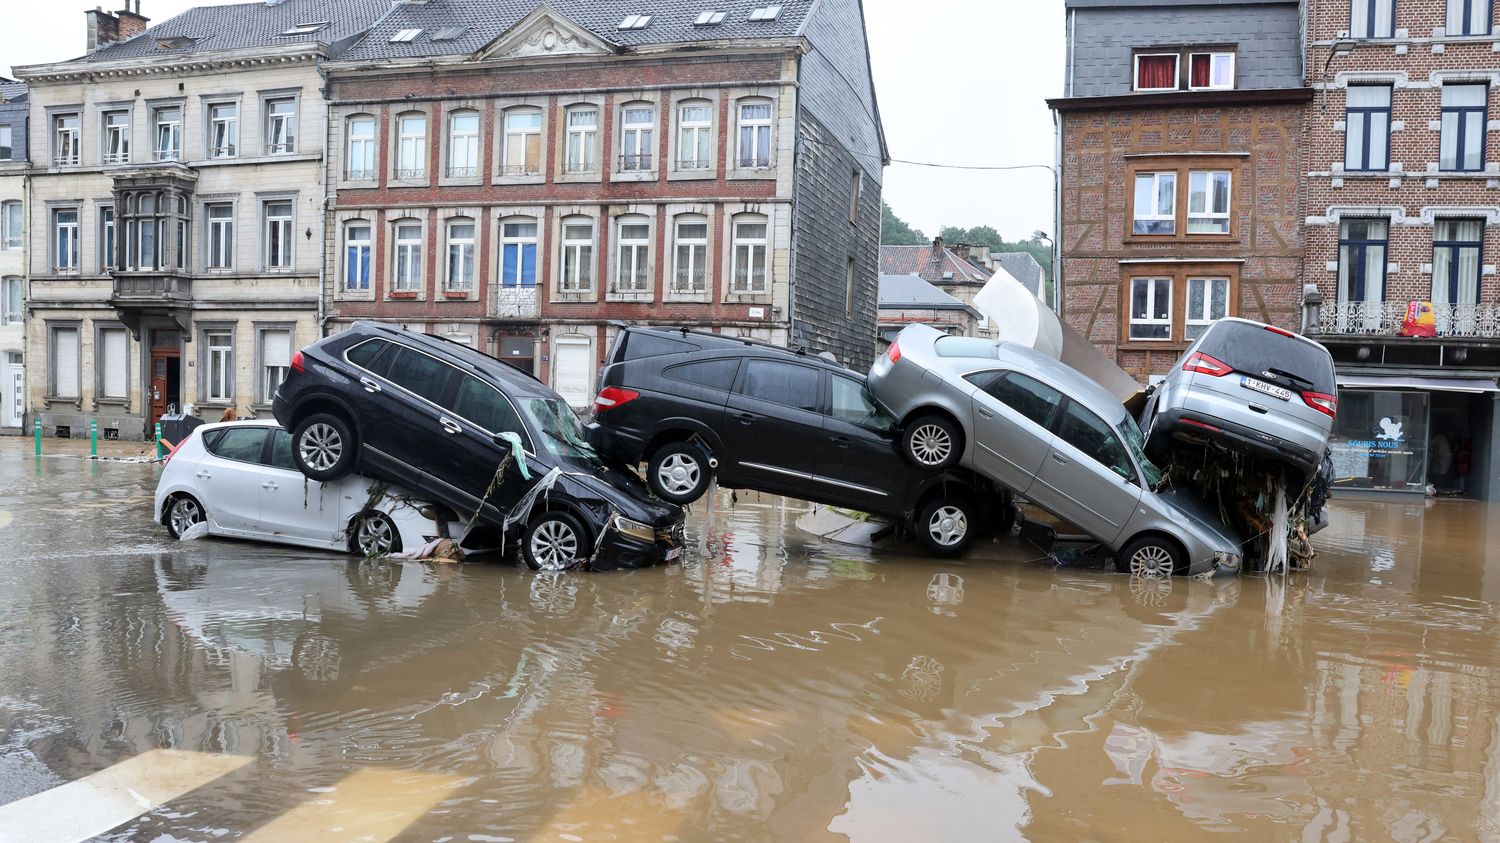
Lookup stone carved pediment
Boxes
[477,6,614,60]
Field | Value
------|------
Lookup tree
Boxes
[881,203,927,245]
[937,225,1003,250]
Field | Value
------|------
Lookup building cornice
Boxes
[13,44,326,85]
[322,40,804,79]
[1048,87,1313,112]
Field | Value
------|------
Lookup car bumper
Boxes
[588,423,646,465]
[589,527,685,572]
[1157,407,1320,477]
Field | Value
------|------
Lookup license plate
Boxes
[1241,376,1291,401]
[665,547,682,561]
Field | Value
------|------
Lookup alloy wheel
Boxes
[911,424,952,466]
[170,497,203,537]
[530,519,580,571]
[356,515,396,556]
[300,423,343,473]
[1129,545,1174,579]
[656,453,702,496]
[927,505,968,547]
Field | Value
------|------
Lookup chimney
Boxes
[85,7,121,54]
[950,242,972,262]
[116,2,150,40]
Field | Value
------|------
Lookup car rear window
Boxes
[935,336,1000,359]
[620,332,699,362]
[205,427,268,463]
[1196,322,1336,394]
[736,359,820,413]
[665,358,739,392]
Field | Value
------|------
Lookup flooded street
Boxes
[2,450,1500,841]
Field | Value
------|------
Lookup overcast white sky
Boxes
[5,0,1063,242]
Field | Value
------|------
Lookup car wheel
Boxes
[1115,536,1185,578]
[351,511,401,557]
[902,414,962,469]
[917,495,977,557]
[166,494,205,539]
[647,443,713,504]
[293,413,357,481]
[522,510,589,572]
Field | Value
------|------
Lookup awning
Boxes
[1337,374,1500,394]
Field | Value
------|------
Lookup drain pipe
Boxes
[316,61,332,333]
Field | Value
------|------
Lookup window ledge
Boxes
[557,172,602,184]
[493,173,546,186]
[551,292,596,303]
[440,290,475,300]
[611,170,659,183]
[336,290,375,301]
[338,178,380,190]
[724,292,772,303]
[387,177,431,189]
[605,291,653,302]
[727,168,776,181]
[1124,234,1238,245]
[388,291,421,300]
[667,169,717,182]
[438,175,484,188]
[665,292,711,303]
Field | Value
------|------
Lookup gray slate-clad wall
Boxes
[1065,0,1303,98]
[0,84,28,163]
[791,0,885,369]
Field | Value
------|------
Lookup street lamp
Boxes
[1035,232,1057,311]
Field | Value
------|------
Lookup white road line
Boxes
[0,749,252,843]
[240,768,464,842]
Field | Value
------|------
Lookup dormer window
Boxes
[156,36,198,50]
[1134,48,1236,93]
[694,11,727,26]
[618,14,651,29]
[749,6,782,21]
[1134,54,1178,92]
[280,22,328,36]
[1188,52,1235,90]
[390,29,422,43]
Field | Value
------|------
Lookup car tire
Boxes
[522,510,590,572]
[165,494,206,539]
[293,412,357,482]
[902,414,962,470]
[351,511,402,557]
[917,495,977,557]
[1114,535,1185,578]
[647,442,713,505]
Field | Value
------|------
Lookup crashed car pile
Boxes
[155,316,1335,578]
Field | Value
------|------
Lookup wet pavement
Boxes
[2,448,1500,841]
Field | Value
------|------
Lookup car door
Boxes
[196,426,273,534]
[721,357,822,497]
[1031,400,1144,543]
[358,343,458,484]
[426,372,539,524]
[966,370,1062,495]
[259,427,334,544]
[815,373,907,514]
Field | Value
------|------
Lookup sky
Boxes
[4,0,1064,243]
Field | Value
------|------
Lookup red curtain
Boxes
[1190,54,1211,88]
[1138,55,1177,90]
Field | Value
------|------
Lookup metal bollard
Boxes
[155,422,164,460]
[33,417,41,458]
[90,419,98,458]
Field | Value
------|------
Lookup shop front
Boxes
[1330,376,1499,498]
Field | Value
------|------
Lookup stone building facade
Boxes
[0,79,28,434]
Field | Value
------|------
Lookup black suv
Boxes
[589,326,1013,556]
[271,322,684,572]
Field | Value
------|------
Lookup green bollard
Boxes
[33,417,41,458]
[155,422,164,460]
[90,420,98,458]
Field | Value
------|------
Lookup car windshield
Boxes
[522,398,601,464]
[1120,414,1163,488]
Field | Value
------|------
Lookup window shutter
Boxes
[54,328,79,397]
[263,330,291,368]
[101,330,128,398]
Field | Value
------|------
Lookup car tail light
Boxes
[1301,390,1338,418]
[1182,352,1233,377]
[1264,325,1297,338]
[593,386,640,415]
[291,350,305,373]
[886,341,900,363]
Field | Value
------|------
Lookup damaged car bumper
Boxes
[1155,406,1321,478]
[590,518,685,572]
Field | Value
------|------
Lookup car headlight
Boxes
[1213,551,1242,571]
[612,515,656,542]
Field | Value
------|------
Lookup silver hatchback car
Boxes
[868,324,1243,576]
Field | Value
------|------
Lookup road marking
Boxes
[0,749,252,843]
[241,768,464,842]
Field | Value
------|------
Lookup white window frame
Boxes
[262,200,293,270]
[49,324,80,399]
[346,115,375,180]
[735,99,773,169]
[1133,171,1177,235]
[613,215,651,295]
[53,113,80,166]
[264,97,297,155]
[446,110,480,178]
[676,100,713,171]
[444,218,476,292]
[396,112,427,180]
[1185,277,1230,339]
[54,208,80,272]
[730,214,769,294]
[392,220,423,293]
[344,221,371,291]
[564,106,599,174]
[1133,53,1179,93]
[1,201,20,250]
[1186,170,1231,235]
[258,327,293,404]
[2,277,22,325]
[559,217,595,293]
[204,329,234,404]
[672,214,709,295]
[102,110,131,165]
[1351,0,1396,39]
[1128,277,1173,341]
[1187,52,1235,91]
[620,104,655,172]
[502,108,543,176]
[208,101,238,159]
[0,125,10,160]
[205,202,234,270]
[152,105,182,161]
[97,326,129,401]
[499,216,539,287]
[1448,0,1492,36]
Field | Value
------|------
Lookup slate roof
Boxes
[81,0,392,63]
[994,252,1043,296]
[878,274,970,310]
[339,0,814,63]
[0,78,26,104]
[879,244,991,287]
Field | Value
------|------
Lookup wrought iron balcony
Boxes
[619,153,653,172]
[1319,300,1500,338]
[496,285,539,318]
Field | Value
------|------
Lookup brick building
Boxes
[1049,0,1310,383]
[1305,0,1500,498]
[321,0,886,408]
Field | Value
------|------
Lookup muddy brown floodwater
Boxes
[1,452,1499,841]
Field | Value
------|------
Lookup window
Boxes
[50,326,79,398]
[346,116,375,179]
[736,100,772,168]
[620,105,654,171]
[1448,0,1492,35]
[677,101,712,170]
[204,330,233,403]
[849,170,862,223]
[695,10,727,25]
[208,102,237,158]
[447,111,479,177]
[1351,0,1396,39]
[1433,219,1483,307]
[500,218,538,287]
[153,105,182,161]
[445,219,475,292]
[560,217,594,292]
[390,28,422,43]
[737,359,819,412]
[1187,171,1231,234]
[2,278,21,325]
[1057,403,1134,481]
[618,14,652,29]
[749,5,782,20]
[1129,277,1171,340]
[1344,85,1392,171]
[98,328,128,400]
[672,215,708,294]
[1188,52,1235,90]
[1185,278,1230,340]
[119,191,187,272]
[206,427,268,462]
[452,376,527,441]
[206,203,233,270]
[281,21,328,36]
[831,375,892,430]
[396,113,427,179]
[845,257,856,316]
[265,98,296,154]
[1134,54,1178,92]
[344,222,371,290]
[103,110,130,164]
[665,359,739,391]
[731,215,769,293]
[1132,172,1176,235]
[54,209,79,271]
[502,109,542,175]
[0,125,10,160]
[393,221,423,292]
[1336,219,1389,332]
[1,202,20,250]
[968,371,1063,428]
[263,201,292,270]
[564,107,598,174]
[260,329,292,402]
[1441,84,1486,172]
[382,345,454,405]
[53,113,80,166]
[614,216,650,294]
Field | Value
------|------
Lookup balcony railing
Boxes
[346,168,374,180]
[619,153,653,172]
[395,167,426,180]
[446,165,478,178]
[676,158,711,171]
[499,163,541,177]
[112,274,192,303]
[497,285,539,318]
[1320,300,1500,338]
